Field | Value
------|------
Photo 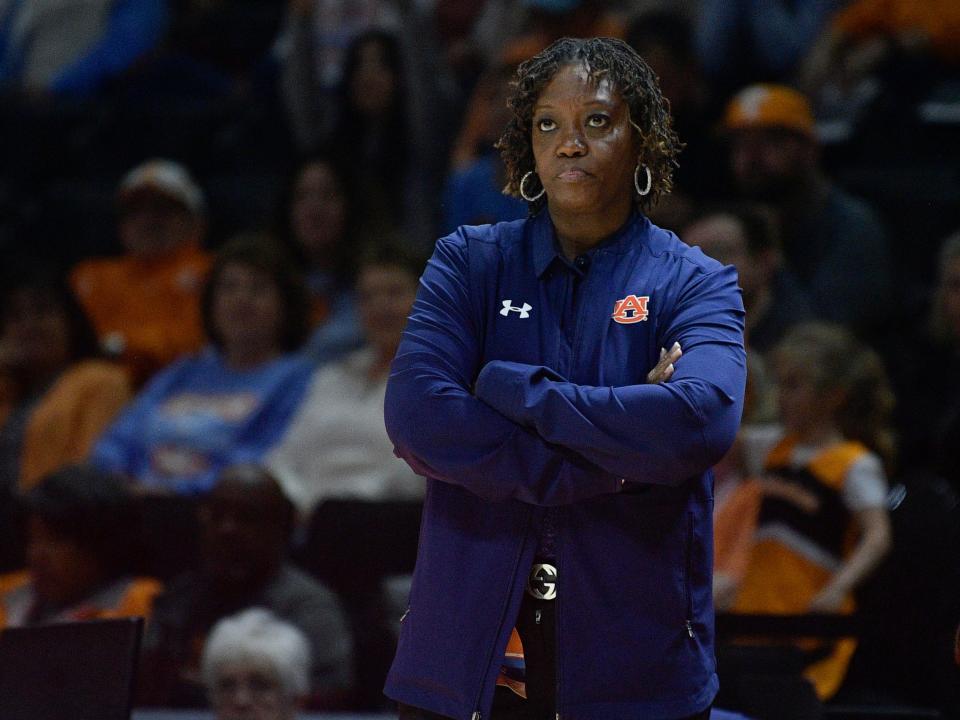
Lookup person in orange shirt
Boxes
[0,266,131,493]
[70,158,211,386]
[0,464,161,630]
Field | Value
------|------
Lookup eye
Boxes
[586,113,610,129]
[536,117,556,132]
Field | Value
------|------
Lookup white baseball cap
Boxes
[117,159,206,214]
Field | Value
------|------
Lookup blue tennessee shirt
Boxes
[384,210,746,720]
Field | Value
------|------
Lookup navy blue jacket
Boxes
[384,211,746,719]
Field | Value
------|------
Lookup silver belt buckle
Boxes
[527,563,557,600]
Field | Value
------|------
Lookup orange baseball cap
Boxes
[723,84,815,138]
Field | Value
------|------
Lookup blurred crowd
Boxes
[1,0,959,718]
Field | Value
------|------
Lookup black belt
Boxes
[526,562,557,600]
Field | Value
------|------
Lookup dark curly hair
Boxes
[497,37,682,214]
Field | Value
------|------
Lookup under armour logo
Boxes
[500,300,532,318]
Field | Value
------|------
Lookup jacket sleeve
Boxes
[474,264,746,486]
[384,230,622,506]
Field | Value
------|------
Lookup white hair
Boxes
[201,607,312,698]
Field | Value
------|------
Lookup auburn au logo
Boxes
[612,294,650,324]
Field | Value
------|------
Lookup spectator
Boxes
[327,30,436,247]
[694,0,842,99]
[90,235,313,495]
[279,0,401,149]
[0,265,131,495]
[202,608,312,720]
[140,464,353,707]
[724,83,891,333]
[727,322,894,700]
[70,158,211,385]
[276,155,363,364]
[627,8,724,227]
[0,464,161,628]
[441,60,527,235]
[800,0,960,124]
[889,230,960,486]
[683,203,813,354]
[267,243,425,520]
[0,0,168,98]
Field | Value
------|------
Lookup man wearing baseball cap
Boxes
[724,84,891,334]
[70,159,211,385]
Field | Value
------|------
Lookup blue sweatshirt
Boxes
[383,211,746,719]
[91,349,313,495]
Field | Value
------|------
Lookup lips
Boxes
[556,168,592,181]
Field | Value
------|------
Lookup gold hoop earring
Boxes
[520,171,545,202]
[634,164,652,196]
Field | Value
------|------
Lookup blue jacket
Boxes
[384,212,746,720]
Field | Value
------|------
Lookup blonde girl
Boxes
[731,322,894,699]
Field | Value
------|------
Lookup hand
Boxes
[646,342,681,384]
[807,585,847,613]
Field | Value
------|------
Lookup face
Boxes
[200,474,289,588]
[774,359,822,436]
[290,162,347,263]
[350,39,396,117]
[1,287,71,370]
[210,661,297,720]
[119,192,203,258]
[729,129,813,202]
[27,518,104,607]
[531,63,637,221]
[684,214,763,300]
[211,263,284,353]
[940,256,960,339]
[357,264,418,358]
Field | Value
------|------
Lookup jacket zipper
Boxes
[554,509,565,720]
[684,511,695,638]
[471,509,534,719]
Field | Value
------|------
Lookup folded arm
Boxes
[384,232,622,506]
[474,265,746,486]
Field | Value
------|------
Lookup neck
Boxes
[550,201,633,261]
[223,344,279,371]
[794,422,842,448]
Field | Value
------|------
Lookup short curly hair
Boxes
[497,37,681,213]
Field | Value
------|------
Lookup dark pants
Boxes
[398,592,711,720]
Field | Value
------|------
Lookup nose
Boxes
[557,128,586,157]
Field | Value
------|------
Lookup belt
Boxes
[526,562,557,600]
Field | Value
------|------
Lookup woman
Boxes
[202,607,311,720]
[0,464,160,629]
[0,267,131,494]
[384,38,746,720]
[278,155,364,364]
[267,243,425,520]
[90,235,314,495]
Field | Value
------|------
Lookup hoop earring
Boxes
[634,164,652,196]
[520,171,545,202]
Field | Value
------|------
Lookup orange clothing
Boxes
[834,0,960,63]
[0,571,162,629]
[70,243,211,385]
[713,477,763,584]
[732,436,869,699]
[0,360,132,492]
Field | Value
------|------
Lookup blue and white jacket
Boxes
[384,211,746,720]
